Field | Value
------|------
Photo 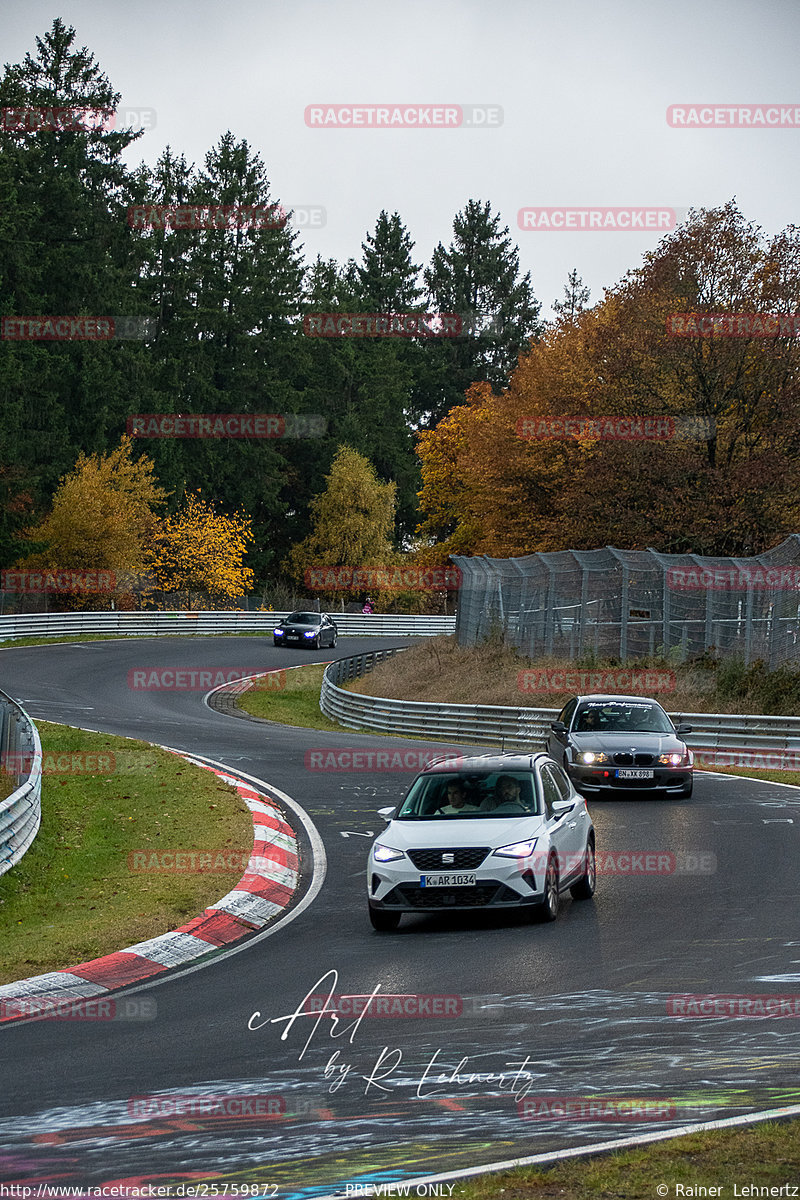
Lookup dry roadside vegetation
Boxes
[347,635,800,715]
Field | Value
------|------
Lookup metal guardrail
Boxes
[0,689,42,877]
[320,651,800,758]
[0,611,455,642]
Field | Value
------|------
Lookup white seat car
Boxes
[367,753,596,931]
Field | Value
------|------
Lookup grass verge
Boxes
[451,1118,800,1199]
[236,663,343,732]
[0,722,253,985]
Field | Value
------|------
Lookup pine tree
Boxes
[0,19,146,507]
[132,132,307,578]
[415,199,544,426]
[356,210,422,310]
[552,268,591,321]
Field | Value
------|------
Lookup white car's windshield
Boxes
[396,772,541,819]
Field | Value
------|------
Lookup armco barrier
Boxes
[0,611,455,642]
[0,689,42,876]
[319,652,800,756]
[321,650,563,748]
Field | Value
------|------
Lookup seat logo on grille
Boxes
[442,853,455,863]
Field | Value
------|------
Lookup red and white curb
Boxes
[0,754,300,1021]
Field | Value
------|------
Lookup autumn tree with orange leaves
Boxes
[416,201,800,558]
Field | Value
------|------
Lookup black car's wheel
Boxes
[368,905,401,932]
[311,636,320,650]
[330,631,337,648]
[570,837,596,900]
[536,854,560,922]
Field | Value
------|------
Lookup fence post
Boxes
[620,563,629,660]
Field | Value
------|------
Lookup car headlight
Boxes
[303,629,316,637]
[658,751,688,765]
[493,838,538,859]
[274,628,284,635]
[373,843,405,863]
[580,751,608,764]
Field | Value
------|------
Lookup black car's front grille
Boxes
[406,847,491,871]
[390,883,504,908]
[611,751,656,766]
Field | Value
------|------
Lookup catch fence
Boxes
[452,537,800,668]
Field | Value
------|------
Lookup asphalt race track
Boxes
[0,636,798,1198]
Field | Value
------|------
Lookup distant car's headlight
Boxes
[274,628,284,635]
[493,838,538,859]
[658,751,688,765]
[303,630,316,637]
[373,843,405,863]
[580,751,608,764]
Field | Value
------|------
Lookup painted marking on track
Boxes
[762,818,794,823]
[340,830,374,838]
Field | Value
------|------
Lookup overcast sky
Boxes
[5,0,800,315]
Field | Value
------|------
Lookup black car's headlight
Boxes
[579,750,609,764]
[658,750,690,765]
[274,628,284,636]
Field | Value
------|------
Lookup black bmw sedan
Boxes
[272,611,338,649]
[547,694,693,799]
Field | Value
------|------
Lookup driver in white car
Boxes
[435,780,482,815]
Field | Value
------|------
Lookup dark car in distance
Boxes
[273,611,338,649]
[547,694,693,799]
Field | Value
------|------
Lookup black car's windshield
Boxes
[395,772,541,819]
[286,612,321,624]
[574,701,674,734]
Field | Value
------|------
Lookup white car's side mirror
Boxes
[378,806,396,821]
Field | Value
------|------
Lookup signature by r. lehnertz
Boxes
[248,968,538,1098]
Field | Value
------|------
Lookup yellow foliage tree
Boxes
[144,491,255,607]
[21,438,169,604]
[287,446,398,605]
